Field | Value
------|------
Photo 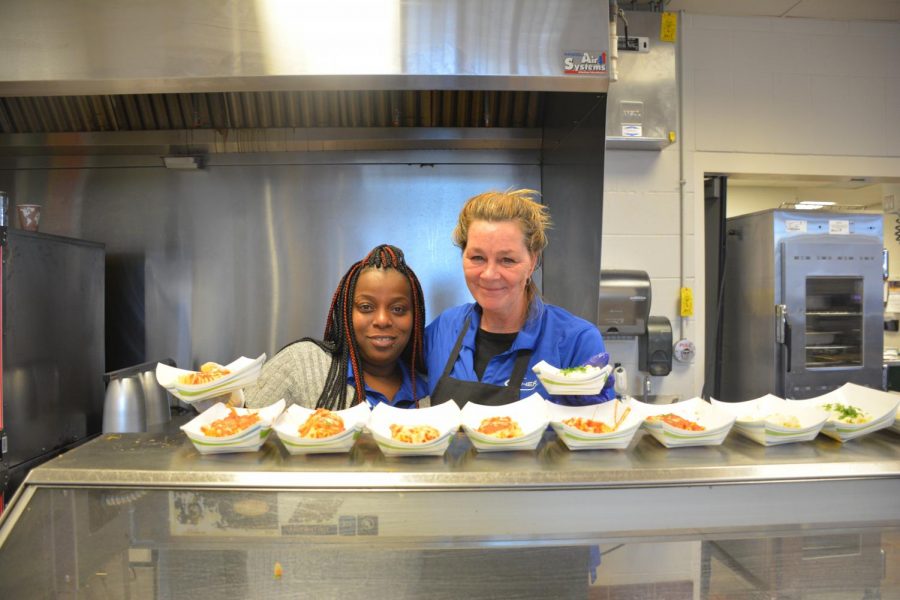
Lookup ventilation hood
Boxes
[0,0,610,153]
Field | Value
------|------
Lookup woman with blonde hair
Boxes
[425,189,613,406]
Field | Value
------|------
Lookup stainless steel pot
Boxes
[140,369,171,427]
[102,376,146,433]
[103,359,175,432]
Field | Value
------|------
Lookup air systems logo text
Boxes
[563,51,608,75]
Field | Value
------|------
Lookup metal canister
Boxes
[102,376,147,433]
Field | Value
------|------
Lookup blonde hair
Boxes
[453,188,552,308]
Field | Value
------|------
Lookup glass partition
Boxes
[805,276,864,369]
[1,487,897,599]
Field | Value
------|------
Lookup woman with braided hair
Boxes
[244,244,428,410]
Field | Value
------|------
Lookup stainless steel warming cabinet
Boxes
[1,428,898,598]
[720,210,884,401]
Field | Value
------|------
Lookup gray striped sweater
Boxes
[242,341,356,410]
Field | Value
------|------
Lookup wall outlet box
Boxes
[617,36,649,52]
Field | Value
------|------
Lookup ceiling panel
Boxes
[666,0,900,21]
[666,0,801,18]
[787,0,900,21]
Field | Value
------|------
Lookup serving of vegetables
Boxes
[822,403,870,425]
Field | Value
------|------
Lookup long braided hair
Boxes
[312,244,426,410]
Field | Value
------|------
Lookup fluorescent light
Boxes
[797,201,835,207]
[794,200,836,210]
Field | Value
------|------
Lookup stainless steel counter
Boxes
[26,428,900,491]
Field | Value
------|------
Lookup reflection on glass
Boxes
[805,277,863,369]
[1,488,898,599]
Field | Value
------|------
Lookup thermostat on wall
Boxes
[673,339,695,363]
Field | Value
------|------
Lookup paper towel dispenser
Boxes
[598,270,651,335]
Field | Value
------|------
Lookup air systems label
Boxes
[563,51,607,75]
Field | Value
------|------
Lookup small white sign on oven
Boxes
[829,220,850,235]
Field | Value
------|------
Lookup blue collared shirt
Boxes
[424,299,614,405]
[346,359,428,409]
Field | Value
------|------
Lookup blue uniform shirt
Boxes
[425,299,615,405]
[346,359,428,409]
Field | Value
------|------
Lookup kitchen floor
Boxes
[585,531,900,600]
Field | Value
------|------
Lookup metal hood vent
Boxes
[0,0,609,152]
[0,90,543,134]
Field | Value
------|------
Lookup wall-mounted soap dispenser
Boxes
[639,315,673,376]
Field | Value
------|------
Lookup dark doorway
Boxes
[703,175,728,399]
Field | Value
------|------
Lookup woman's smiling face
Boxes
[352,267,414,372]
[462,219,537,330]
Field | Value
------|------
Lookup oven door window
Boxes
[804,276,863,369]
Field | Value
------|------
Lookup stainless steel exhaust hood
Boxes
[0,0,610,141]
[0,0,610,334]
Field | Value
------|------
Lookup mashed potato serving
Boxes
[822,403,870,425]
[765,413,801,429]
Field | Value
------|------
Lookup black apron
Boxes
[424,325,587,598]
[431,317,532,408]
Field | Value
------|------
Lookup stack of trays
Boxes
[711,395,828,446]
[893,398,900,435]
[532,361,612,395]
[156,354,266,412]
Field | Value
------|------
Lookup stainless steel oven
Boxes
[720,210,883,401]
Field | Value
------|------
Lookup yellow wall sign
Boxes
[660,12,677,43]
[680,287,694,317]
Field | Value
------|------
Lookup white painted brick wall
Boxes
[603,13,900,402]
[604,148,681,193]
[687,14,900,157]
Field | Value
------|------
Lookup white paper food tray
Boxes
[628,397,735,448]
[368,401,461,457]
[273,402,371,455]
[461,393,549,452]
[545,399,643,450]
[180,399,285,454]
